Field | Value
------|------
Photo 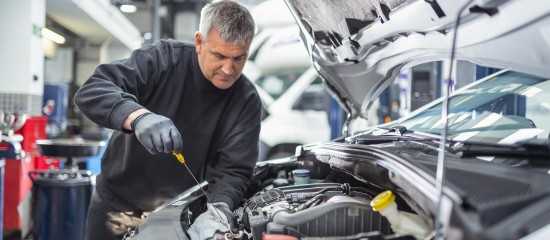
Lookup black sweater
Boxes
[74,39,261,211]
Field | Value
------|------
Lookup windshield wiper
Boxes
[384,125,408,136]
[354,126,439,145]
[453,139,550,158]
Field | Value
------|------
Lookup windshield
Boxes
[394,71,550,144]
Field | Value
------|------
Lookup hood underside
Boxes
[285,0,550,119]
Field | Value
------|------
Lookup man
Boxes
[74,1,260,239]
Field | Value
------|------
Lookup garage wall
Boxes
[45,47,73,84]
[76,60,99,87]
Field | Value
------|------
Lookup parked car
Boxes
[245,26,331,160]
[126,1,550,239]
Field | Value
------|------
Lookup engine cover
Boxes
[242,185,392,239]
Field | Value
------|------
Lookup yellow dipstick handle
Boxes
[172,151,185,164]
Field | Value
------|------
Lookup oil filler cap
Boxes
[371,190,395,211]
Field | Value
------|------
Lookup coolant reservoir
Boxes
[371,190,432,240]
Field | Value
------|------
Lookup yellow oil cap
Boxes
[371,190,396,211]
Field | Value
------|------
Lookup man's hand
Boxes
[132,112,183,154]
[210,202,238,233]
[187,202,238,240]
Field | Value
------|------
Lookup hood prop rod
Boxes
[434,1,474,239]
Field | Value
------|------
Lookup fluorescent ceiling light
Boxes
[42,28,65,44]
[120,4,137,13]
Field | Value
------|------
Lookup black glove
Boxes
[132,112,183,154]
[212,202,238,234]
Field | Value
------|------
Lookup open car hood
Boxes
[284,0,550,119]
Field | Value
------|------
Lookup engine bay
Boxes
[192,159,430,240]
[127,142,550,240]
[235,183,395,239]
[126,154,435,240]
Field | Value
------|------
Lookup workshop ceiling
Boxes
[45,0,267,48]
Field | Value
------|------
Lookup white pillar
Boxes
[0,0,45,115]
[399,69,411,117]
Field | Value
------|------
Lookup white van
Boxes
[244,26,331,160]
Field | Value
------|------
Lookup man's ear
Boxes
[195,32,203,54]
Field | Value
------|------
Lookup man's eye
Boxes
[214,54,225,59]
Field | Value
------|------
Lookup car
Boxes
[125,1,550,239]
[244,26,331,160]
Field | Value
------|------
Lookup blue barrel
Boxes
[29,170,93,240]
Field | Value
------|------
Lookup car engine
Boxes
[231,182,406,240]
[124,158,433,240]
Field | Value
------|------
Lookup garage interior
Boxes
[0,0,505,239]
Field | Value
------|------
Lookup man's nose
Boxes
[221,59,234,76]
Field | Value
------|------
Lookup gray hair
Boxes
[199,0,256,45]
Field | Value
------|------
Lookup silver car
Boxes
[128,1,550,239]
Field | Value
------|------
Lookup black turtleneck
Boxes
[74,39,261,211]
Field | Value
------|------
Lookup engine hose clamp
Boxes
[341,183,351,195]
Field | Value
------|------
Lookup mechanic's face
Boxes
[195,28,251,89]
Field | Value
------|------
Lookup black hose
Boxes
[309,196,324,207]
[313,183,351,195]
[350,187,380,198]
[296,194,326,211]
